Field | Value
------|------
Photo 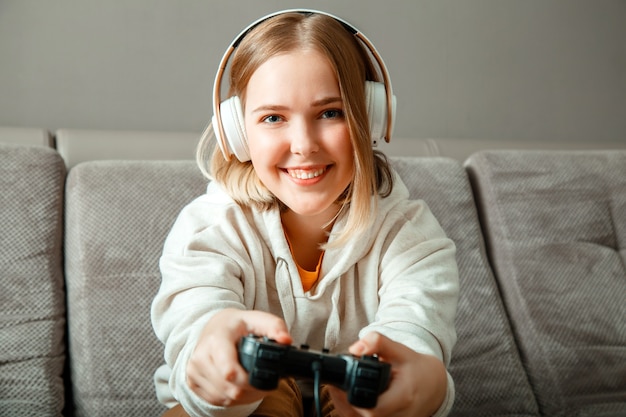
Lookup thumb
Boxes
[238,310,292,345]
[349,331,400,360]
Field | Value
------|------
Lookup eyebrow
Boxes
[251,96,343,114]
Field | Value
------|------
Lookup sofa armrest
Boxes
[0,143,66,415]
[465,150,626,416]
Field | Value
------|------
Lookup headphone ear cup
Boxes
[365,81,395,146]
[218,96,251,162]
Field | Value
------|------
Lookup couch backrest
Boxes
[0,127,54,147]
[55,129,200,169]
[0,143,66,415]
[405,137,626,162]
[466,150,626,416]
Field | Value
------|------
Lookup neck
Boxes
[281,205,340,270]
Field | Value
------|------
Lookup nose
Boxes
[289,119,319,157]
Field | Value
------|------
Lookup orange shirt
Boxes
[285,234,324,292]
[296,255,324,292]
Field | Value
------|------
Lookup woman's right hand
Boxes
[186,308,292,407]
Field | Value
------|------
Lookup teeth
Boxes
[288,167,326,179]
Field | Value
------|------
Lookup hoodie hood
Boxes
[321,172,410,285]
[245,171,410,290]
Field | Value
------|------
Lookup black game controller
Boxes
[237,334,391,408]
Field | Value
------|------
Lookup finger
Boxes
[349,331,387,357]
[190,333,244,387]
[349,332,411,363]
[209,311,292,388]
[238,310,292,345]
[199,310,285,383]
[207,340,254,396]
[326,386,362,417]
[188,339,248,400]
[206,334,246,377]
[191,381,233,407]
[191,355,269,407]
[193,355,253,406]
[187,359,233,406]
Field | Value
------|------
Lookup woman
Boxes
[152,10,458,417]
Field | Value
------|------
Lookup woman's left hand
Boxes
[327,332,448,417]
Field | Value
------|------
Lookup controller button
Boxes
[356,367,380,380]
[258,348,281,361]
[252,368,278,380]
[351,387,378,405]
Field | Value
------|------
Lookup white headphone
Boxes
[208,9,396,162]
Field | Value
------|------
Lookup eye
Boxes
[262,114,283,124]
[321,109,344,119]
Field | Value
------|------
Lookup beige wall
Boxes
[1,0,625,143]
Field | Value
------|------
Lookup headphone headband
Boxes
[211,9,395,161]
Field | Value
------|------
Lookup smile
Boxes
[287,167,327,180]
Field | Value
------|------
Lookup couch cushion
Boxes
[0,144,66,415]
[466,150,626,416]
[64,160,207,416]
[390,156,539,417]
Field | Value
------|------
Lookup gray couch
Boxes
[1,128,624,417]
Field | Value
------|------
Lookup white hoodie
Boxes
[151,174,459,416]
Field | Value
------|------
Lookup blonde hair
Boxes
[197,12,394,246]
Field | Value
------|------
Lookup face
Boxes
[244,49,354,224]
